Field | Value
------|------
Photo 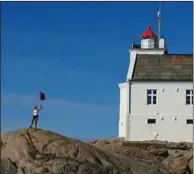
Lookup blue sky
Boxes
[1,2,193,140]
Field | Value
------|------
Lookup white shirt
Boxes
[33,109,39,116]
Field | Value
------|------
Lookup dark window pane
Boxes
[186,96,191,105]
[147,96,152,104]
[153,90,157,94]
[153,96,157,104]
[186,100,190,105]
[186,90,193,95]
[147,119,156,124]
[186,119,193,124]
[147,90,151,95]
[186,90,190,95]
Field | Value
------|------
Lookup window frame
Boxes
[186,89,193,105]
[147,89,157,105]
[186,119,193,124]
[147,119,156,124]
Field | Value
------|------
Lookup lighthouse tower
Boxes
[118,24,193,142]
[126,26,167,81]
[141,26,158,49]
[130,25,166,56]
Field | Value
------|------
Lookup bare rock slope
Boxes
[1,128,193,174]
[89,138,193,174]
[1,128,133,174]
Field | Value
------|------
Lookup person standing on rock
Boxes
[29,104,42,129]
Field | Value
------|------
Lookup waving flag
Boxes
[39,91,46,101]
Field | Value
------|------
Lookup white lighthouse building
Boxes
[118,25,193,142]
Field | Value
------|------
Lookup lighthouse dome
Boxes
[141,26,158,49]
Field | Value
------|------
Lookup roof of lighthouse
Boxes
[141,26,157,38]
[132,54,193,81]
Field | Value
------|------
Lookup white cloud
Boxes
[2,92,118,112]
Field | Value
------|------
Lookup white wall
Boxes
[141,38,155,49]
[159,38,165,49]
[126,52,137,80]
[118,82,130,138]
[131,82,193,114]
[130,49,165,55]
[128,82,193,142]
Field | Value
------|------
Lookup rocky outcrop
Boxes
[1,157,17,174]
[1,128,193,174]
[1,128,132,174]
[161,149,193,173]
[89,138,193,174]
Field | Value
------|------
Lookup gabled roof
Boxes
[141,26,157,38]
[132,54,193,81]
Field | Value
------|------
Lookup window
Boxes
[147,119,156,124]
[186,90,193,105]
[186,119,193,124]
[147,89,157,105]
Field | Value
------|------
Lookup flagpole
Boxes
[157,3,162,39]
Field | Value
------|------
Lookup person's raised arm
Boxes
[39,104,43,111]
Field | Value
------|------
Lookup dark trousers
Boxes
[30,115,39,128]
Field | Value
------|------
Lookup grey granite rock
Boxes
[1,128,193,174]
